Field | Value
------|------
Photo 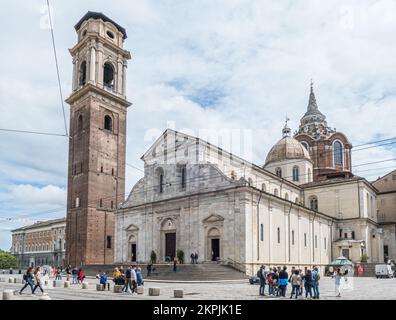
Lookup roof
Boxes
[264,136,311,166]
[300,176,362,188]
[12,218,65,233]
[75,11,127,39]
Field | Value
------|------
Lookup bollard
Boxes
[2,290,14,300]
[82,282,89,289]
[149,287,160,296]
[8,277,15,283]
[64,281,70,288]
[137,286,144,295]
[174,289,184,298]
[113,285,123,293]
[96,284,104,291]
[0,277,5,282]
[53,280,63,287]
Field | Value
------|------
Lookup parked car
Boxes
[375,264,394,278]
[249,276,260,285]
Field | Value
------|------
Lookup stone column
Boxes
[117,58,123,95]
[89,46,96,84]
[97,44,104,87]
[122,61,127,97]
[72,58,77,91]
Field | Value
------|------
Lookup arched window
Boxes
[295,197,299,204]
[103,62,115,89]
[277,227,280,243]
[248,178,253,186]
[79,61,87,86]
[292,230,295,245]
[275,167,282,178]
[261,183,266,192]
[181,165,187,189]
[77,115,83,132]
[333,141,343,166]
[156,167,165,193]
[274,188,278,197]
[309,196,318,211]
[301,141,309,150]
[104,115,112,131]
[285,193,289,201]
[292,166,299,182]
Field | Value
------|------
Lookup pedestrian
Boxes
[304,269,313,299]
[77,268,84,283]
[312,266,320,299]
[299,269,304,296]
[123,266,132,293]
[19,267,34,295]
[173,257,178,272]
[191,253,195,264]
[99,272,110,290]
[194,252,198,264]
[136,267,144,286]
[56,267,62,280]
[258,265,266,296]
[334,268,342,297]
[65,265,71,282]
[131,266,138,294]
[289,270,302,299]
[147,262,153,277]
[32,266,47,295]
[278,266,289,297]
[71,267,78,284]
[272,268,279,296]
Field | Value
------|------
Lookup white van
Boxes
[375,264,394,278]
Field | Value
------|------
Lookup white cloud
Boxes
[1,0,396,249]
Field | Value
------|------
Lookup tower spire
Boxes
[307,79,318,112]
[282,116,291,137]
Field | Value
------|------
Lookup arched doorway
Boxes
[161,218,177,262]
[128,234,137,262]
[207,228,221,261]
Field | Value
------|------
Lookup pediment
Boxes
[202,214,224,223]
[126,224,139,232]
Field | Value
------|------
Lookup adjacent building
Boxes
[11,218,66,268]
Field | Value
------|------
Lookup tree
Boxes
[0,250,17,269]
[177,250,184,264]
[150,250,157,264]
[361,254,369,263]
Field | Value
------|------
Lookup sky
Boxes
[0,0,396,250]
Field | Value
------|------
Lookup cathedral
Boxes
[64,12,395,273]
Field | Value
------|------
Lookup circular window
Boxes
[106,31,115,39]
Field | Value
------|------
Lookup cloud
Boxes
[1,0,396,249]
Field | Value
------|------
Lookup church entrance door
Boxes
[342,249,350,259]
[211,239,220,261]
[131,243,137,262]
[165,233,176,260]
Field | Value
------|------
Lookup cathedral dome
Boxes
[265,124,311,166]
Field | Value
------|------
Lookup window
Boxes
[104,115,113,131]
[277,227,280,243]
[352,231,355,239]
[99,199,103,208]
[393,175,396,181]
[112,168,114,176]
[304,233,307,247]
[260,224,264,241]
[292,166,299,182]
[107,236,112,249]
[339,229,342,238]
[333,141,343,166]
[248,178,253,186]
[295,197,299,204]
[261,183,266,192]
[75,197,80,208]
[274,189,278,197]
[77,115,83,132]
[309,196,318,211]
[159,173,164,193]
[301,142,309,150]
[181,165,186,189]
[106,31,115,39]
[276,167,282,178]
[100,165,104,173]
[292,230,295,245]
[344,233,348,238]
[79,61,87,86]
[103,62,115,89]
[111,201,114,209]
[285,193,289,200]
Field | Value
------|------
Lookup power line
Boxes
[0,128,68,138]
[46,0,68,137]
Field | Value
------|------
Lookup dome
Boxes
[264,136,311,166]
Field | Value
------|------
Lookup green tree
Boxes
[361,254,369,263]
[177,250,184,264]
[150,250,157,264]
[0,250,17,269]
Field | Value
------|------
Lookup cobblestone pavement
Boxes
[1,276,396,300]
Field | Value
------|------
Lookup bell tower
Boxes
[65,12,131,266]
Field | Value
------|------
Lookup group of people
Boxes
[257,265,346,299]
[112,266,144,294]
[190,253,199,264]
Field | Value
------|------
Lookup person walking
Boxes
[194,253,198,264]
[272,268,279,296]
[32,267,47,295]
[334,268,342,297]
[65,265,72,282]
[278,266,289,297]
[19,267,34,295]
[55,267,62,280]
[123,266,132,293]
[173,257,178,272]
[77,268,84,283]
[131,266,138,294]
[136,267,144,286]
[71,267,78,284]
[299,269,304,296]
[312,266,320,299]
[190,253,195,264]
[258,265,266,296]
[289,270,302,299]
[304,269,313,299]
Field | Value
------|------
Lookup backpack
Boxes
[23,274,27,281]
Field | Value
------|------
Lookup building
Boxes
[114,85,388,274]
[65,12,131,266]
[373,170,396,262]
[11,218,66,268]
